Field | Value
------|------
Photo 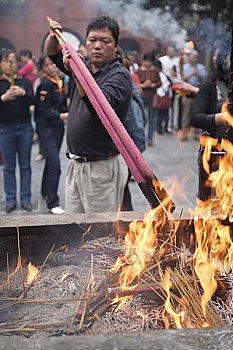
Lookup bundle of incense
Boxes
[106,283,159,297]
[10,60,14,86]
[46,17,175,213]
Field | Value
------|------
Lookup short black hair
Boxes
[39,53,48,70]
[19,49,32,58]
[0,48,17,62]
[143,52,153,61]
[86,16,119,45]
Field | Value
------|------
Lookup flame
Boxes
[111,295,132,312]
[26,262,41,285]
[184,41,195,53]
[110,107,233,328]
[162,270,184,329]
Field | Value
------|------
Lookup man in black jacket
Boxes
[45,16,132,213]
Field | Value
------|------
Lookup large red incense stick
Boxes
[47,17,175,212]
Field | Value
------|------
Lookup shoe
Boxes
[5,204,16,213]
[34,154,44,162]
[50,206,65,214]
[21,203,32,212]
[148,142,153,147]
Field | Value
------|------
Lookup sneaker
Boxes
[50,206,65,215]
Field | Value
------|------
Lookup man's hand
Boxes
[215,112,229,126]
[49,20,63,39]
[45,20,63,56]
[1,86,25,102]
[63,50,71,71]
[60,112,69,121]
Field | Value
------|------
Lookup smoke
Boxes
[96,0,187,49]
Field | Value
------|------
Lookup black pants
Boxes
[37,124,64,209]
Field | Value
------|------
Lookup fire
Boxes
[111,295,132,312]
[184,41,195,53]
[26,262,41,285]
[162,270,184,329]
[111,108,233,328]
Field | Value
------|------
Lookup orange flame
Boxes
[111,116,233,328]
[162,270,184,329]
[26,262,41,285]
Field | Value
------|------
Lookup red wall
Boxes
[0,0,159,61]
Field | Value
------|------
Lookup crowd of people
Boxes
[0,15,231,214]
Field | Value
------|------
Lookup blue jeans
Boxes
[143,98,154,143]
[37,124,64,209]
[0,122,33,206]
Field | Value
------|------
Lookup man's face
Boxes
[167,47,175,58]
[86,28,118,70]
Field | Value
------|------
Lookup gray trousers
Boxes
[65,155,128,214]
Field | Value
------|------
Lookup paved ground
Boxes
[0,127,200,217]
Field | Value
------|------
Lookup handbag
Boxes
[153,93,172,109]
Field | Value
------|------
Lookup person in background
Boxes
[191,46,230,201]
[78,41,87,56]
[0,48,34,213]
[151,48,161,69]
[153,61,171,135]
[181,49,207,141]
[33,61,45,162]
[135,52,161,146]
[119,51,146,211]
[159,45,180,132]
[18,49,36,85]
[35,54,68,214]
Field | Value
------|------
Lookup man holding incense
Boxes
[45,16,132,213]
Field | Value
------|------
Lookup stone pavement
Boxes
[0,128,200,217]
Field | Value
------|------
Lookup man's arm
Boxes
[44,20,62,56]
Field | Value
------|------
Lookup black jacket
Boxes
[35,76,67,127]
[0,75,34,124]
[191,80,222,138]
[50,51,132,158]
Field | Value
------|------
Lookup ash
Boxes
[1,235,233,337]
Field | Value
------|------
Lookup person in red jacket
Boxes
[18,49,36,85]
[135,52,161,146]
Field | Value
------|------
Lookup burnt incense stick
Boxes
[16,224,25,297]
[106,283,159,297]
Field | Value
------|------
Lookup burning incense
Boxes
[107,283,159,297]
[10,59,15,86]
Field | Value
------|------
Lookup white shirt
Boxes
[159,55,180,83]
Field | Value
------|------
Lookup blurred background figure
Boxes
[18,49,36,85]
[159,45,180,132]
[153,61,172,135]
[35,54,68,214]
[181,49,207,141]
[191,46,230,201]
[78,41,87,55]
[0,48,34,213]
[135,52,161,146]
